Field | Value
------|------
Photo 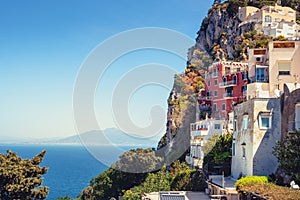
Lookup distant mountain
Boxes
[50,128,160,147]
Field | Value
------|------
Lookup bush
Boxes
[235,176,268,190]
[239,182,300,199]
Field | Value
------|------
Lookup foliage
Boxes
[273,35,288,41]
[235,176,268,190]
[249,0,277,8]
[235,31,273,60]
[203,134,232,176]
[0,150,49,200]
[273,131,300,183]
[227,0,248,16]
[112,148,163,173]
[122,190,140,200]
[122,161,206,199]
[171,169,206,191]
[79,148,164,200]
[237,182,300,199]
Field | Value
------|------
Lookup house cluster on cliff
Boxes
[186,39,300,179]
[238,4,300,40]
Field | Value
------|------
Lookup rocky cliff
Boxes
[196,3,255,61]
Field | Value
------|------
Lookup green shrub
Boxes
[235,176,268,190]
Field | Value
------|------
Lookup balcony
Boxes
[191,128,208,137]
[223,93,234,99]
[249,76,269,83]
[198,96,212,101]
[190,139,204,146]
[219,80,237,88]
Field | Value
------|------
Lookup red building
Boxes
[199,61,248,120]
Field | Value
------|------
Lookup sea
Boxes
[0,144,142,200]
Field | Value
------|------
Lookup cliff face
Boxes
[196,5,255,61]
[157,3,256,156]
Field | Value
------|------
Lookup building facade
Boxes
[247,41,300,99]
[231,98,281,179]
[203,61,248,120]
[187,119,226,168]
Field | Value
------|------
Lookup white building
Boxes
[186,119,226,168]
[231,98,281,179]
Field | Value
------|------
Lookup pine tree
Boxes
[0,150,49,200]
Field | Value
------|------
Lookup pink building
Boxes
[199,62,248,120]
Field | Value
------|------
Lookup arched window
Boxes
[265,15,272,22]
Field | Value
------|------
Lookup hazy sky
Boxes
[0,0,212,139]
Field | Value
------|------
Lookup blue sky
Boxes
[0,0,212,139]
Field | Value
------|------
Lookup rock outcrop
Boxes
[196,4,255,61]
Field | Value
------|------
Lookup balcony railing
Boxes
[190,139,204,146]
[198,96,212,101]
[219,80,237,88]
[223,93,233,98]
[205,72,219,79]
[249,76,269,83]
[191,129,209,137]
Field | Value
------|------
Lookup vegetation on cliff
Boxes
[0,150,49,200]
[122,161,206,200]
[78,158,206,200]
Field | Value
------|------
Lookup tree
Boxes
[273,131,300,183]
[203,134,232,176]
[0,150,49,200]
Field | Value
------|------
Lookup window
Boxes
[259,112,272,129]
[242,86,247,94]
[256,68,266,82]
[213,104,217,111]
[242,146,246,158]
[265,15,272,22]
[242,73,248,80]
[213,68,218,76]
[214,124,221,130]
[214,90,218,97]
[223,77,227,85]
[234,119,237,132]
[208,80,211,87]
[214,79,218,86]
[233,75,237,84]
[232,142,236,156]
[239,13,243,19]
[222,103,226,111]
[243,117,248,130]
[278,62,291,75]
[207,92,211,96]
[296,104,300,130]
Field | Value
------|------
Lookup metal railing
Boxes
[219,80,237,87]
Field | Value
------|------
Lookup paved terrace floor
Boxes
[208,175,237,189]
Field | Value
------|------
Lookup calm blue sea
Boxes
[0,144,140,200]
